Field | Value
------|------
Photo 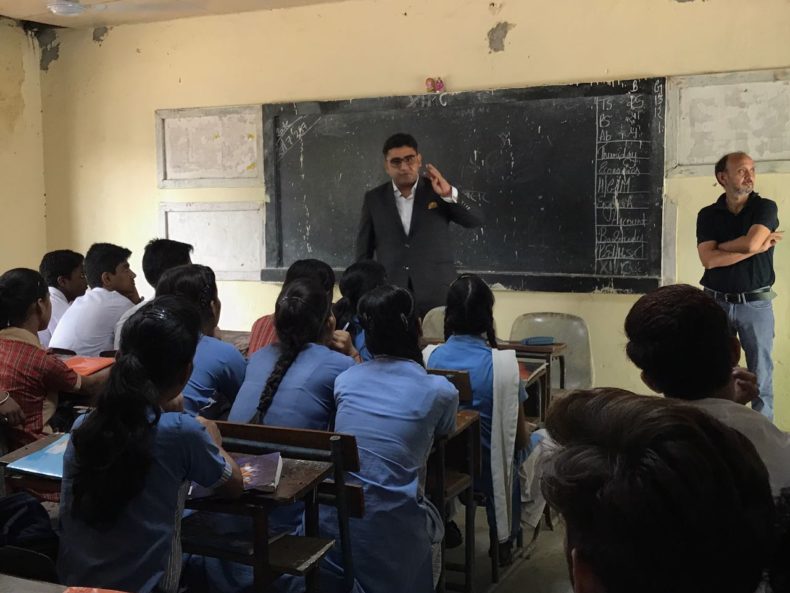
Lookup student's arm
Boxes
[355,196,375,261]
[78,366,111,398]
[216,347,247,402]
[195,417,244,498]
[0,392,25,426]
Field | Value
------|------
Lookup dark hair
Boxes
[284,259,335,294]
[543,388,774,593]
[0,268,48,328]
[333,260,387,334]
[84,242,132,288]
[257,279,332,421]
[714,152,749,177]
[358,285,422,365]
[382,133,419,156]
[38,250,84,288]
[142,238,193,287]
[624,284,733,399]
[156,264,217,326]
[70,295,201,528]
[444,274,497,347]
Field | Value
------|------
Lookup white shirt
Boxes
[114,299,146,350]
[50,287,135,357]
[38,287,70,348]
[392,181,458,236]
[689,397,790,497]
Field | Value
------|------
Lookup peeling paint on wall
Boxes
[33,27,60,71]
[487,21,515,53]
[0,22,25,134]
[488,2,504,15]
[93,26,111,45]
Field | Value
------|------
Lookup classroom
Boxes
[0,0,789,591]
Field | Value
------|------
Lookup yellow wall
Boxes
[34,0,790,422]
[0,18,46,271]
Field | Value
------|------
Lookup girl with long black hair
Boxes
[58,295,243,593]
[332,259,387,362]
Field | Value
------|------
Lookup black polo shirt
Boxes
[697,192,778,292]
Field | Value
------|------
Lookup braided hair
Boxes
[443,274,497,347]
[358,285,423,366]
[155,264,218,329]
[0,268,49,328]
[257,278,333,422]
[70,295,201,528]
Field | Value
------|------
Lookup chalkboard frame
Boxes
[262,79,665,293]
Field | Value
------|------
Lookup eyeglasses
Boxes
[387,154,418,168]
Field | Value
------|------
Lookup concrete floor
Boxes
[444,507,572,593]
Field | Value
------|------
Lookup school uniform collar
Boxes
[0,326,42,349]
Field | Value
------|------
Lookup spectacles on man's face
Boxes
[387,154,418,168]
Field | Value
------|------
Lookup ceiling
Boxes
[0,0,342,28]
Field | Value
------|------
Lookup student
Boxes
[424,274,533,562]
[58,295,243,593]
[50,243,140,356]
[37,250,87,348]
[321,285,458,593]
[0,269,105,450]
[114,238,193,349]
[624,283,790,496]
[542,388,776,593]
[332,259,387,362]
[248,259,336,355]
[155,265,245,418]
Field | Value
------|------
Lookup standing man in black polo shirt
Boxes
[697,152,783,420]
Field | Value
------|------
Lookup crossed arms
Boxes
[698,224,783,270]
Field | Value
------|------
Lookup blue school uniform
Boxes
[319,357,458,593]
[58,412,230,593]
[183,335,247,417]
[428,335,527,537]
[228,342,354,428]
[348,316,373,362]
[185,343,354,593]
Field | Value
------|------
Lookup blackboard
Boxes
[262,78,666,292]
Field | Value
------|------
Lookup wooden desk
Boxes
[498,341,566,398]
[0,574,65,593]
[519,361,549,420]
[0,434,63,496]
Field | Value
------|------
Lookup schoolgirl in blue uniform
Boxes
[156,264,246,418]
[58,295,243,593]
[332,259,387,362]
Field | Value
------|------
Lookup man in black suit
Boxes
[355,133,484,317]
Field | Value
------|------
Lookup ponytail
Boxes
[257,279,332,422]
[444,274,498,348]
[70,295,201,528]
[359,285,423,366]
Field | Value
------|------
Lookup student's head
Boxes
[71,295,201,528]
[383,133,422,188]
[624,284,738,400]
[715,151,755,198]
[141,238,193,288]
[444,273,496,347]
[334,260,388,332]
[358,284,422,365]
[284,259,335,295]
[0,268,51,331]
[156,264,219,331]
[84,242,136,293]
[38,250,87,302]
[256,278,334,421]
[543,388,774,593]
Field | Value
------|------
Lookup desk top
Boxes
[498,341,567,355]
[0,574,65,593]
[449,410,479,440]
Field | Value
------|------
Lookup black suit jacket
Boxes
[355,177,484,314]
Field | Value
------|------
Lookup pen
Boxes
[342,322,350,331]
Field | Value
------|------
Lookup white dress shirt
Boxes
[38,286,70,348]
[50,287,135,356]
[114,299,146,349]
[392,181,458,236]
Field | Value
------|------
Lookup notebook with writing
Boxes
[63,356,115,376]
[189,451,283,499]
[6,434,69,479]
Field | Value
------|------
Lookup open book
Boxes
[189,451,283,499]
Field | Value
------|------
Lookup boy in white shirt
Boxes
[37,250,87,348]
[50,243,141,357]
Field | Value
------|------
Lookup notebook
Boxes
[64,356,115,376]
[189,451,283,499]
[6,434,69,479]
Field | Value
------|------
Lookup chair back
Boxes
[427,369,473,403]
[421,306,446,341]
[509,312,593,389]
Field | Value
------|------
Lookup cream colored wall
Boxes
[37,0,790,422]
[0,18,46,271]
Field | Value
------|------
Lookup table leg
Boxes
[252,509,272,593]
[464,426,476,593]
[558,354,566,389]
[304,490,321,593]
